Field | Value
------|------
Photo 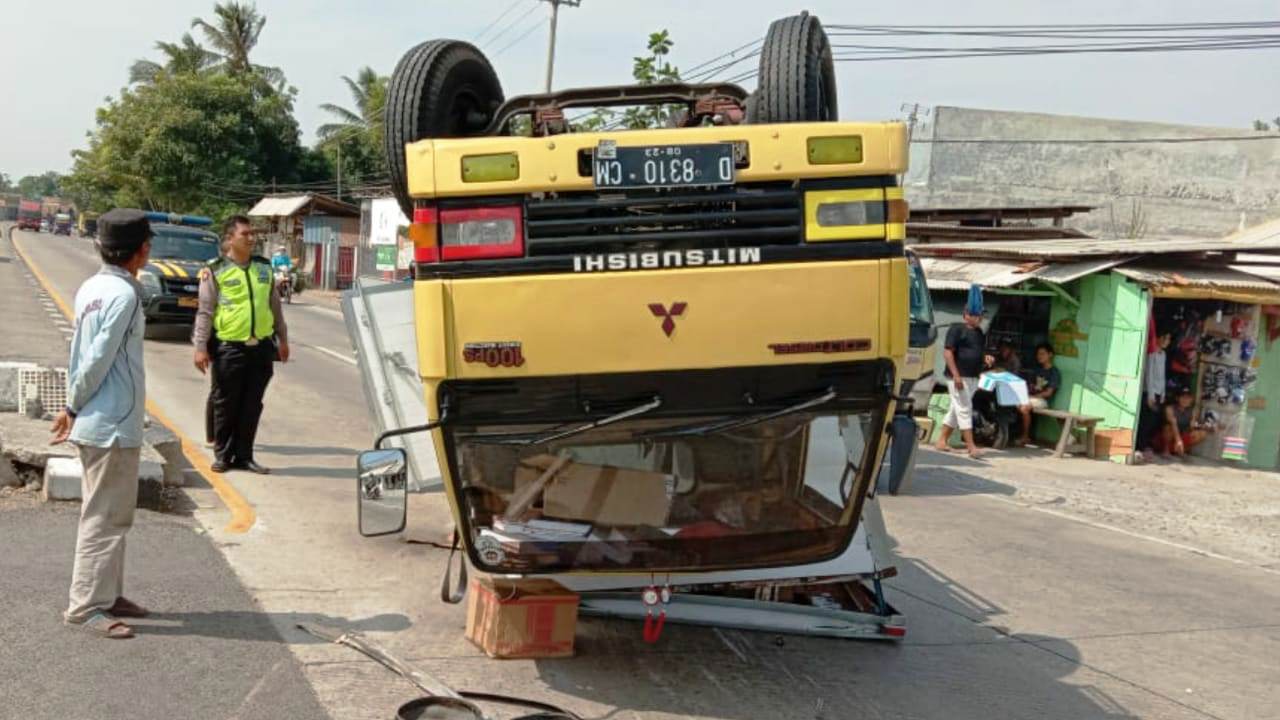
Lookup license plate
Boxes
[178,296,198,308]
[593,142,735,189]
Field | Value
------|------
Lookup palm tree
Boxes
[190,1,284,87]
[129,33,217,85]
[317,67,387,143]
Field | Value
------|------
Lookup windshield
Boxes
[448,410,882,573]
[151,227,219,261]
[908,254,934,326]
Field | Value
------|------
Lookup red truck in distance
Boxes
[17,200,41,231]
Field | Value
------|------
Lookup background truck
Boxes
[16,200,41,231]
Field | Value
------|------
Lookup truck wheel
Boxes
[748,13,837,123]
[384,40,504,219]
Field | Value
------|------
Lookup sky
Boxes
[2,0,1279,179]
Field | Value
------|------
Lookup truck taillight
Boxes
[411,207,440,263]
[438,205,524,260]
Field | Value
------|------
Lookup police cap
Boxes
[98,208,153,254]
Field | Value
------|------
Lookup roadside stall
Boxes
[914,215,1280,467]
[1114,263,1280,465]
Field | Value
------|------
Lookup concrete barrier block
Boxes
[43,458,166,503]
[43,457,83,501]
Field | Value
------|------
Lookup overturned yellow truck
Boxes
[349,13,932,641]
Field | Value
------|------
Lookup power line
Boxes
[474,0,526,44]
[910,134,1280,145]
[818,20,1280,62]
[483,2,541,50]
[686,36,762,75]
[685,48,761,83]
[493,18,548,58]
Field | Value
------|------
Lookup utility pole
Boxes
[541,0,581,92]
[336,142,343,202]
[900,102,929,144]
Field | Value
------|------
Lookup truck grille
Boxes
[162,277,199,295]
[524,181,801,256]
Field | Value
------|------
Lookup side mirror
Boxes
[357,448,408,537]
[909,321,938,348]
[881,414,920,496]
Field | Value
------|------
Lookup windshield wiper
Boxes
[639,387,837,439]
[464,396,663,446]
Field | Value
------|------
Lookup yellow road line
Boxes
[11,233,256,534]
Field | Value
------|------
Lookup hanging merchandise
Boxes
[1222,437,1248,461]
[1231,314,1248,338]
[1241,338,1257,362]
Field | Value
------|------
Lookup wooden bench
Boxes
[1032,408,1105,458]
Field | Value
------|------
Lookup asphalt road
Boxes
[0,498,328,720]
[9,228,1279,720]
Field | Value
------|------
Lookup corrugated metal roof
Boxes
[1228,264,1280,283]
[1113,264,1280,292]
[913,220,1280,260]
[248,195,311,217]
[918,258,1038,290]
[919,256,1131,290]
[1033,257,1131,283]
[1219,216,1280,246]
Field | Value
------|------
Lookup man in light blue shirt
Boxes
[50,208,152,639]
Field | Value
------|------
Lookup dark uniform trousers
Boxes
[210,337,274,465]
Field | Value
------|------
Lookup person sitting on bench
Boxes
[1017,343,1060,447]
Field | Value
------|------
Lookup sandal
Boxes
[109,597,150,618]
[72,612,135,639]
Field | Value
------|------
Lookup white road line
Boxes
[978,493,1280,577]
[302,343,357,366]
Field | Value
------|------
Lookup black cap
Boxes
[98,208,152,253]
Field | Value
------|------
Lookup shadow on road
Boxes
[259,444,358,458]
[528,504,1141,720]
[901,463,1018,498]
[268,465,355,479]
[139,610,410,643]
[144,324,196,343]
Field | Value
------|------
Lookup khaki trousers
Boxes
[65,443,139,622]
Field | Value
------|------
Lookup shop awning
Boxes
[247,195,311,218]
[1114,263,1280,304]
[917,258,1038,290]
[919,256,1130,291]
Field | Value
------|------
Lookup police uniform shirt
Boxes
[192,255,289,351]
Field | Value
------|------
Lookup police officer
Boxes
[192,215,289,474]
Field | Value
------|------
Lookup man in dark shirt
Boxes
[935,306,988,458]
[1017,343,1061,446]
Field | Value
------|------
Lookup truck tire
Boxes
[748,12,837,123]
[384,40,504,219]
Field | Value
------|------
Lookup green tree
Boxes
[64,72,306,216]
[16,172,62,199]
[574,30,683,131]
[130,33,217,85]
[317,67,387,143]
[0,172,13,193]
[191,1,284,88]
[315,67,389,199]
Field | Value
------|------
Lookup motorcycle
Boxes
[275,267,293,304]
[970,371,1026,449]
